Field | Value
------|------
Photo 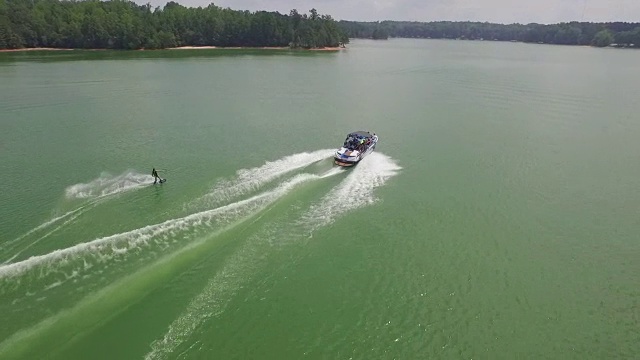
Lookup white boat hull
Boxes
[334,133,378,167]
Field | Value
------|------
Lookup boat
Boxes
[334,131,378,167]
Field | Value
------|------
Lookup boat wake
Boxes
[0,172,334,296]
[188,149,335,210]
[0,150,401,359]
[301,152,403,234]
[64,170,152,200]
[0,206,88,254]
[145,152,401,359]
[1,208,88,265]
[1,171,152,263]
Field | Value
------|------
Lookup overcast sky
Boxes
[135,0,638,24]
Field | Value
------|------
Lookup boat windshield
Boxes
[342,131,373,151]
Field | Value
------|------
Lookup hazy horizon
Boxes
[133,0,638,25]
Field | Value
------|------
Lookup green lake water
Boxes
[0,39,639,359]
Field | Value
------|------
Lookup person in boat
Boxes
[152,168,162,184]
[347,137,354,150]
[344,136,351,149]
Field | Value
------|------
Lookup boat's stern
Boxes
[334,147,360,167]
[334,159,357,167]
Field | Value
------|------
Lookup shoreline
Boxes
[164,46,345,51]
[0,46,345,53]
[3,41,636,53]
[0,47,75,52]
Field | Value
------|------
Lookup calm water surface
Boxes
[0,39,639,359]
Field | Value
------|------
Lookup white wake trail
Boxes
[0,206,87,251]
[190,149,334,209]
[144,234,261,360]
[3,170,146,252]
[144,156,398,360]
[0,172,336,296]
[65,170,151,200]
[1,209,87,265]
[300,152,402,233]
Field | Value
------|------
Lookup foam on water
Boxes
[320,166,346,178]
[1,209,87,265]
[144,154,399,359]
[0,164,346,359]
[145,234,261,360]
[64,171,151,199]
[301,152,402,233]
[145,211,301,360]
[9,170,145,250]
[0,150,367,357]
[0,172,333,295]
[1,207,86,251]
[190,149,334,209]
[1,171,135,255]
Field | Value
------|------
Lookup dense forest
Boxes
[338,20,640,47]
[0,0,348,50]
[2,0,639,51]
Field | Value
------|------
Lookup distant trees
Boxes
[0,0,349,50]
[371,26,389,40]
[592,30,614,47]
[339,20,640,47]
[4,0,637,50]
[611,27,640,47]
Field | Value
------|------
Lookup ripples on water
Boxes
[2,40,639,359]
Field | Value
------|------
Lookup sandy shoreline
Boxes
[0,46,345,53]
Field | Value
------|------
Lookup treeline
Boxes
[0,0,349,50]
[338,20,640,47]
